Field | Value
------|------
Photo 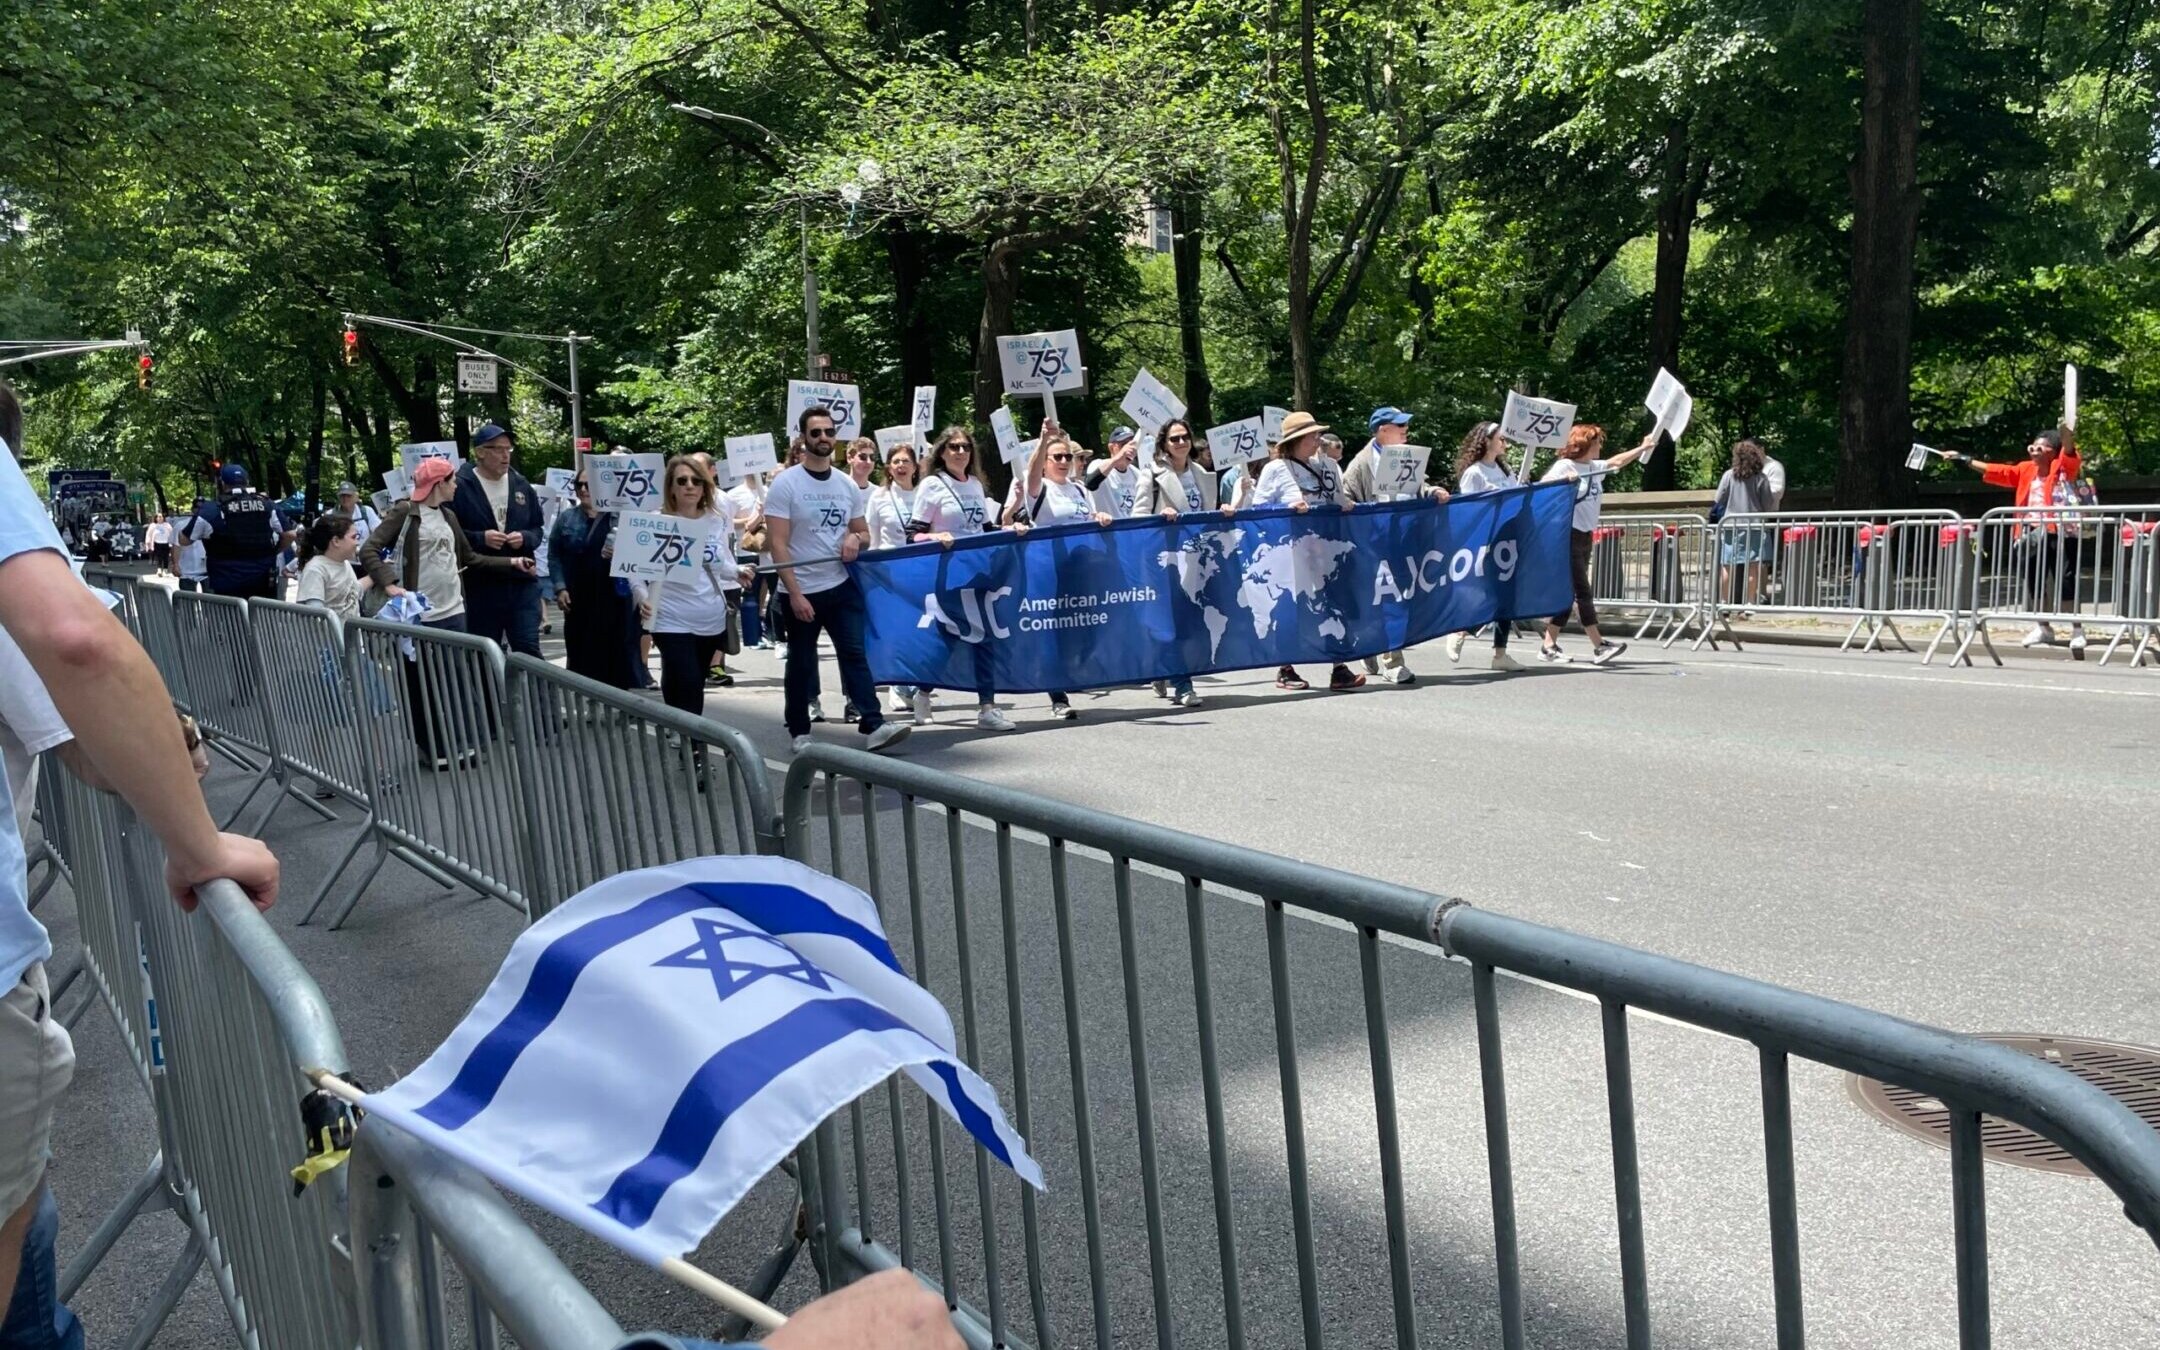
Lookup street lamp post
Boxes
[341,313,586,453]
[668,104,826,381]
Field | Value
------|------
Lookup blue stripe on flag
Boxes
[593,996,1015,1230]
[414,882,905,1131]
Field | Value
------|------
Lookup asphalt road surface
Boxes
[39,622,2160,1348]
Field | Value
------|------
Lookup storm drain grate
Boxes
[1849,1034,2160,1177]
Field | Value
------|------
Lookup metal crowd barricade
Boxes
[1710,509,1966,657]
[779,742,2160,1350]
[303,615,533,927]
[131,581,196,713]
[167,590,337,834]
[504,653,783,918]
[1952,503,2160,668]
[1589,514,1727,648]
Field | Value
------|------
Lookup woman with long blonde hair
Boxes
[642,453,749,717]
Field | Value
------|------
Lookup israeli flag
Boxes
[363,856,1044,1265]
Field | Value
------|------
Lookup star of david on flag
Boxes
[361,855,1045,1267]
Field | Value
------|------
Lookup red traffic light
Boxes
[343,327,359,366]
[137,352,153,389]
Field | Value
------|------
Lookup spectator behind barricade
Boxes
[295,513,370,623]
[1762,449,1787,510]
[1343,406,1449,686]
[449,422,545,658]
[1252,410,1370,694]
[1941,425,2090,655]
[1011,427,1115,723]
[547,469,642,690]
[0,381,272,1343]
[1084,426,1145,518]
[1445,420,1525,672]
[1135,416,1226,707]
[173,498,211,591]
[1539,422,1655,666]
[1713,439,1780,612]
[906,424,1005,729]
[144,513,173,577]
[182,463,294,599]
[766,407,909,757]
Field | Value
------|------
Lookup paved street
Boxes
[40,623,2160,1347]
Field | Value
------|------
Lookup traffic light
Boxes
[343,326,359,366]
[137,352,153,390]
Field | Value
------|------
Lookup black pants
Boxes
[2015,530,2083,616]
[783,580,882,738]
[1550,529,1600,631]
[654,631,724,717]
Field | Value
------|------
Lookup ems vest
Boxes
[204,491,280,560]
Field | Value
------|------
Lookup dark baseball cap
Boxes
[219,464,249,487]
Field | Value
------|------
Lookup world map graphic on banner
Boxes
[1155,529,1360,658]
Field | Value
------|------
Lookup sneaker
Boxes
[888,690,913,714]
[842,702,860,723]
[1591,640,1628,665]
[1446,632,1467,663]
[706,669,734,687]
[912,690,934,725]
[2069,628,2088,659]
[1539,646,1571,664]
[1151,680,1169,699]
[1276,666,1310,691]
[1491,651,1524,672]
[1050,703,1077,721]
[976,706,1016,731]
[2020,623,2057,648]
[1387,667,1416,686]
[866,722,912,753]
[790,734,813,755]
[1328,665,1367,691]
[1173,690,1204,707]
[808,699,826,722]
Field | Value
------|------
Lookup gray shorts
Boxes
[0,965,75,1220]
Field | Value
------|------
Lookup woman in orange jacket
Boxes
[1938,426,2087,654]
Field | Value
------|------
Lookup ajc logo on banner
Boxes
[852,482,1578,693]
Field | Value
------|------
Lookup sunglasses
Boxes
[573,482,590,491]
[805,428,837,440]
[945,443,974,454]
[1165,433,1192,444]
[671,475,701,486]
[1049,452,1074,463]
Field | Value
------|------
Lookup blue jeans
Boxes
[1,1188,84,1350]
[464,578,542,657]
[783,580,883,738]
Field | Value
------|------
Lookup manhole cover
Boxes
[1850,1035,2160,1176]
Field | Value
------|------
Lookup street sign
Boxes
[456,355,499,393]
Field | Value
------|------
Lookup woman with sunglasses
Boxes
[1134,416,1225,705]
[1011,427,1115,720]
[845,436,880,492]
[906,425,1011,730]
[1249,410,1368,692]
[640,455,749,717]
[1444,421,1525,671]
[546,470,642,688]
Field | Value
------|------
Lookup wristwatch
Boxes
[177,712,203,752]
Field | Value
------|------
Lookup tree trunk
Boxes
[1837,0,1923,508]
[304,372,327,517]
[887,227,937,402]
[1645,119,1708,491]
[1270,0,1327,412]
[1170,191,1213,428]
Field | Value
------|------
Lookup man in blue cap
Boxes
[182,463,294,598]
[1342,406,1449,685]
[449,422,546,656]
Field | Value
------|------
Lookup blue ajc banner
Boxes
[853,480,1578,693]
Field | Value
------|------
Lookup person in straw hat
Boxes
[1249,410,1366,693]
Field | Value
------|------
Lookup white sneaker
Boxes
[1540,646,1571,664]
[1387,666,1416,686]
[807,699,826,722]
[888,690,913,714]
[1050,703,1077,720]
[2069,628,2088,659]
[1446,632,1467,663]
[1151,680,1169,699]
[2020,624,2057,648]
[976,706,1016,731]
[1591,640,1628,666]
[1173,690,1204,707]
[911,690,934,725]
[865,722,911,753]
[790,735,813,755]
[1491,651,1524,671]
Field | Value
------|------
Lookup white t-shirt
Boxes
[724,480,767,562]
[1223,466,1259,510]
[479,470,512,529]
[145,520,173,547]
[1541,457,1607,531]
[1093,463,1142,518]
[297,554,362,621]
[1763,456,1787,508]
[1458,460,1512,496]
[175,515,208,578]
[911,475,992,537]
[1027,479,1095,525]
[761,464,863,594]
[1252,455,1345,509]
[411,505,465,618]
[865,484,918,551]
[0,628,70,840]
[651,510,738,634]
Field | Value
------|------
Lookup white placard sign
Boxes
[997,329,1085,395]
[724,432,780,482]
[1262,405,1289,445]
[1206,416,1269,469]
[911,386,938,444]
[370,490,394,518]
[587,453,665,513]
[456,354,499,393]
[1374,444,1433,499]
[610,512,713,581]
[1120,367,1186,432]
[874,425,919,458]
[785,381,863,441]
[544,467,579,497]
[989,406,1024,464]
[398,441,463,477]
[1642,369,1693,465]
[382,466,412,500]
[1907,443,1935,471]
[2064,364,2077,431]
[1500,392,1576,451]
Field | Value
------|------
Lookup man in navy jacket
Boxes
[449,422,546,656]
